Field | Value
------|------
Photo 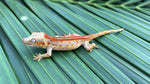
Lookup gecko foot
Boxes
[82,42,99,52]
[33,53,43,61]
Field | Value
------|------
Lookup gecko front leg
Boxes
[33,47,53,61]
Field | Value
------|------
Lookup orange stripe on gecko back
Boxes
[60,41,63,43]
[44,33,90,41]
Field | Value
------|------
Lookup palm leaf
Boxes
[0,0,150,83]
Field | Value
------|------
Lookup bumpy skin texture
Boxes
[23,29,123,61]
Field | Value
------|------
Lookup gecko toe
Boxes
[95,46,99,49]
[33,55,37,57]
[33,55,39,60]
[33,57,38,60]
[38,57,42,61]
[33,53,43,61]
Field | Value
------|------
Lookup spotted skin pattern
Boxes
[23,29,123,61]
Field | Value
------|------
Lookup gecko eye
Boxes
[31,38,36,43]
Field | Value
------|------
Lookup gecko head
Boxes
[22,32,46,47]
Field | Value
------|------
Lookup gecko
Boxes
[23,28,123,61]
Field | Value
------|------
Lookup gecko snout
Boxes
[22,38,25,43]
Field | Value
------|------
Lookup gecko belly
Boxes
[53,44,81,51]
[52,40,83,51]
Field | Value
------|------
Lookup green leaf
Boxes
[0,45,18,84]
[0,0,150,84]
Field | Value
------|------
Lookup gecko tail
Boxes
[90,28,124,40]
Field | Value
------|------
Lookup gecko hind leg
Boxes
[82,41,99,52]
[33,47,53,61]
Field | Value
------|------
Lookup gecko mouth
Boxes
[23,42,34,45]
[24,43,31,45]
